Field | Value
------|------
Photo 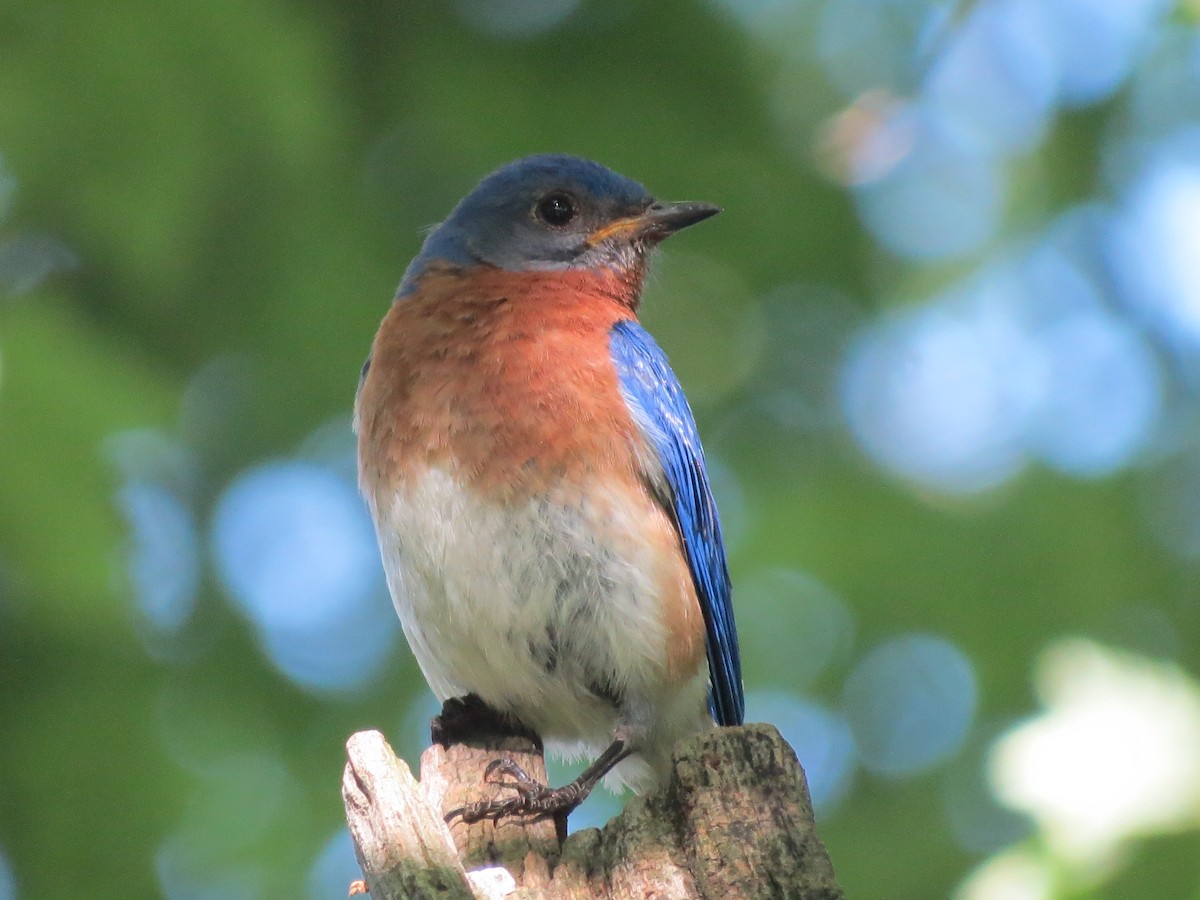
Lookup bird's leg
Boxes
[445,737,633,833]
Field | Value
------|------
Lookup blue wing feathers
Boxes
[609,320,744,727]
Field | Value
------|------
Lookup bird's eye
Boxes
[535,192,576,227]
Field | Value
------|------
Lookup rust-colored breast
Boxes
[356,263,648,503]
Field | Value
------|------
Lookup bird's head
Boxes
[399,154,719,295]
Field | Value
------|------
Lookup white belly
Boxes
[370,467,709,785]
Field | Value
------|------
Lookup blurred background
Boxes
[2,0,1200,897]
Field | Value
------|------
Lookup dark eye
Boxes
[535,192,576,227]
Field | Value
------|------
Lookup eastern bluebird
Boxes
[355,154,743,823]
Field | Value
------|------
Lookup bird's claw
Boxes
[482,757,541,795]
[445,757,584,825]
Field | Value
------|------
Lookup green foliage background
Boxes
[1,2,1198,898]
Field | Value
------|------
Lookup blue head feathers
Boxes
[397,154,717,296]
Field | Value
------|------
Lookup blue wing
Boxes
[609,319,744,726]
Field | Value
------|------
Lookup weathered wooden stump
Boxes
[342,719,843,899]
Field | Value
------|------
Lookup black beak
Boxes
[586,200,721,247]
[638,200,722,238]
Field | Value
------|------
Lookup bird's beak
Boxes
[586,200,721,246]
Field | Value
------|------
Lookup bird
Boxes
[354,154,743,825]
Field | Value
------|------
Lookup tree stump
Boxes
[342,718,843,899]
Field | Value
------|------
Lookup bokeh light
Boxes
[738,567,855,690]
[815,0,937,98]
[118,480,201,634]
[843,634,977,777]
[841,230,1166,494]
[0,848,14,900]
[0,157,76,295]
[211,460,398,692]
[853,106,1004,259]
[955,846,1055,900]
[840,284,1034,494]
[0,233,78,296]
[924,0,1057,154]
[1024,307,1162,477]
[1109,153,1200,355]
[108,428,204,646]
[1036,0,1168,107]
[990,639,1200,868]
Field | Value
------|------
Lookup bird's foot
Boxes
[445,758,585,825]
